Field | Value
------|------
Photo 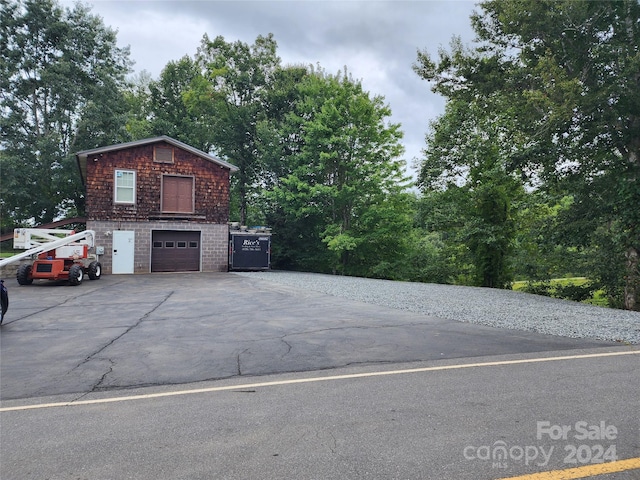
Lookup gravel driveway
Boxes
[235,271,640,344]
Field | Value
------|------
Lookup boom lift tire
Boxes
[17,264,33,285]
[88,261,102,280]
[68,264,84,286]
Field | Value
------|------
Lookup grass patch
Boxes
[513,277,608,307]
[584,290,609,307]
[512,277,590,291]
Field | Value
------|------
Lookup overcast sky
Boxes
[63,0,478,179]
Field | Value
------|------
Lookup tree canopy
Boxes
[2,0,638,310]
[266,69,411,276]
[414,0,640,309]
[0,0,131,227]
[188,33,281,225]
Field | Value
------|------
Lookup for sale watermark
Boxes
[463,420,618,470]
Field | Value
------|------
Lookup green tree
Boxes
[417,99,523,288]
[257,64,310,188]
[350,190,416,279]
[267,70,410,276]
[250,64,311,228]
[187,33,281,225]
[511,193,588,282]
[147,57,213,151]
[404,228,457,284]
[414,0,640,309]
[122,58,215,152]
[0,0,131,227]
[122,70,154,140]
[466,164,519,288]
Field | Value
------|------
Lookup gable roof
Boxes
[75,135,238,184]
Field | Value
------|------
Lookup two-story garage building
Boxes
[75,136,238,274]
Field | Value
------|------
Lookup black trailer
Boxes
[229,230,271,271]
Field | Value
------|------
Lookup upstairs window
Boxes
[162,175,194,213]
[154,146,174,164]
[115,170,136,204]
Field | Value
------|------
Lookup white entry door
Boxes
[112,230,135,274]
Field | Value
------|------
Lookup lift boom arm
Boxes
[0,229,95,268]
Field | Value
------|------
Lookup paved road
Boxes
[1,273,638,479]
[0,272,617,400]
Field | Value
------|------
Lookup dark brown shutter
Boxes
[163,176,193,213]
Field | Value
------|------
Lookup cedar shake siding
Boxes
[76,136,237,274]
[84,142,231,223]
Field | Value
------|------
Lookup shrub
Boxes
[522,281,552,297]
[554,283,594,302]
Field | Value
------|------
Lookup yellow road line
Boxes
[497,456,640,479]
[1,350,638,412]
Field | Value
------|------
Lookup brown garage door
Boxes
[151,230,201,272]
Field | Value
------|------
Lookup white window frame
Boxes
[114,169,136,204]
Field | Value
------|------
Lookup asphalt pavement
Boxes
[0,272,617,400]
[0,272,638,479]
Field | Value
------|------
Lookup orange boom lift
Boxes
[0,229,101,286]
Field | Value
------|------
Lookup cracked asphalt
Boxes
[0,272,615,401]
[2,272,639,480]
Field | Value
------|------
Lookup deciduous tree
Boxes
[267,70,410,276]
[417,98,523,288]
[414,0,640,309]
[187,33,281,225]
[0,0,131,227]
